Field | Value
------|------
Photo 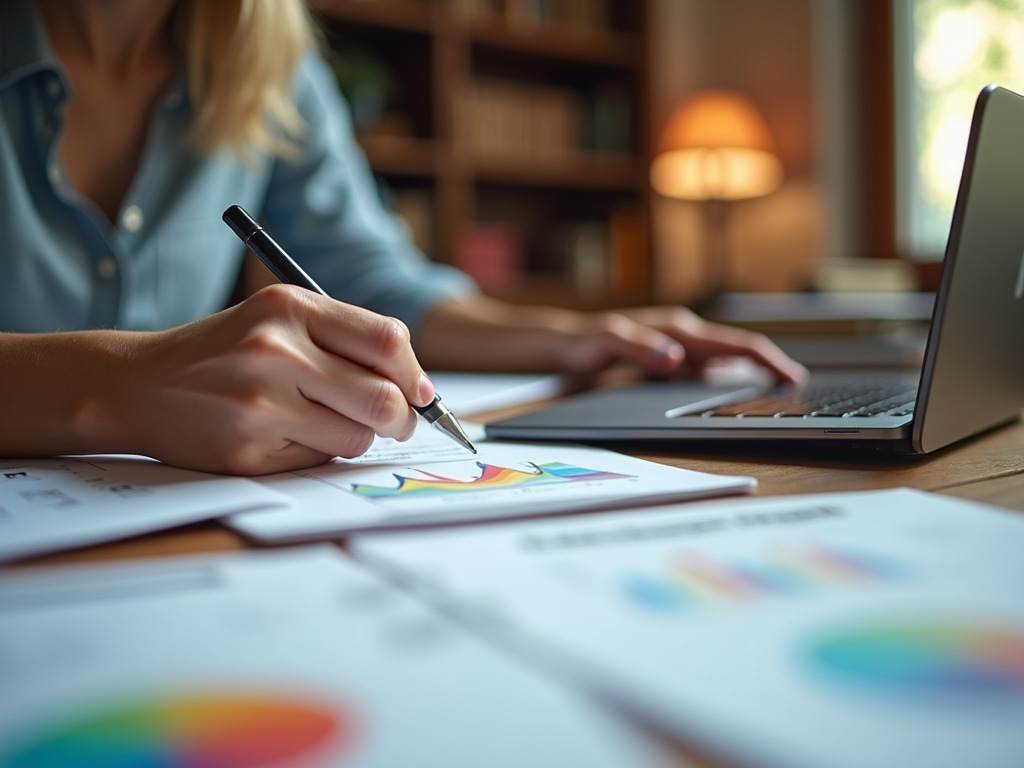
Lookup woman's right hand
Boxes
[129,285,437,474]
[0,285,435,475]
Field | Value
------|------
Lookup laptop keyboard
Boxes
[703,382,918,419]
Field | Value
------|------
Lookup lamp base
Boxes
[689,199,731,316]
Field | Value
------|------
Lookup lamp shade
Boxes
[651,89,783,201]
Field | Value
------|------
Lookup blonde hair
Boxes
[176,0,317,158]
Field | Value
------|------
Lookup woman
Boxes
[0,0,804,475]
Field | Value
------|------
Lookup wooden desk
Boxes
[17,415,1024,570]
[8,415,1024,768]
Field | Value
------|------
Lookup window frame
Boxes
[857,0,945,289]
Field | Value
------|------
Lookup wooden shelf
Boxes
[314,0,653,304]
[470,153,642,190]
[310,0,433,32]
[467,20,642,68]
[485,277,651,311]
[360,139,642,190]
[359,135,439,176]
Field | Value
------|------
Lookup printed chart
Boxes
[351,461,633,501]
[234,439,755,539]
[807,620,1024,702]
[4,691,345,768]
[623,543,902,614]
[0,549,666,768]
[353,489,1024,768]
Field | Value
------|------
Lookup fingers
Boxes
[176,381,383,476]
[295,348,419,442]
[652,311,807,383]
[704,327,806,385]
[290,288,432,408]
[132,286,433,475]
[580,306,807,383]
[274,398,378,464]
[566,313,685,375]
[234,443,336,477]
[227,314,420,443]
[239,284,428,433]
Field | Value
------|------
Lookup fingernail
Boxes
[417,372,436,407]
[655,340,684,366]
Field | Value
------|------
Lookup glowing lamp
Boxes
[651,90,783,307]
[651,90,783,201]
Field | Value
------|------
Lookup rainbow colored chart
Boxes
[4,691,348,768]
[807,621,1024,702]
[350,461,633,500]
[623,543,901,613]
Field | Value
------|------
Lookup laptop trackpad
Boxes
[486,381,765,432]
[664,386,767,418]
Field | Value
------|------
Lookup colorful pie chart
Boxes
[808,620,1024,702]
[4,691,349,768]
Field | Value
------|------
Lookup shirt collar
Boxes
[0,1,188,112]
[0,0,62,91]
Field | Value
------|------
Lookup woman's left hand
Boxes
[562,305,809,383]
[417,297,808,385]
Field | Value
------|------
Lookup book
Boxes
[457,78,582,162]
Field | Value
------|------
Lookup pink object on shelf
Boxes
[455,224,522,290]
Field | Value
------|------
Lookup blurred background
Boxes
[309,0,1024,314]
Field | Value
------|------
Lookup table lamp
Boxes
[651,89,783,307]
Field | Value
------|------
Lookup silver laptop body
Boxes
[486,84,1024,456]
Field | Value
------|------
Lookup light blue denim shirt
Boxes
[0,1,474,334]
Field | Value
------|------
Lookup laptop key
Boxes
[705,382,917,419]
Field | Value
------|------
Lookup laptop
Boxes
[486,84,1024,456]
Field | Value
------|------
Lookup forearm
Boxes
[414,296,589,373]
[415,295,806,383]
[0,331,144,457]
[2,287,439,474]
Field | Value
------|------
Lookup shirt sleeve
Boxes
[260,52,477,337]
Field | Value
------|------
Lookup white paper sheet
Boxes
[427,372,566,417]
[227,423,755,541]
[0,456,292,563]
[353,488,1024,768]
[0,547,671,768]
[340,421,491,465]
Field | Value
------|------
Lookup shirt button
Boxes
[48,163,62,186]
[121,205,144,233]
[47,77,61,98]
[97,257,118,279]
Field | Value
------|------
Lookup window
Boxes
[894,0,1024,260]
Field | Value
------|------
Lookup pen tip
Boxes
[429,411,478,454]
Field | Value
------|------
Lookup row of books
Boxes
[455,78,632,161]
[451,206,648,298]
[387,186,647,297]
[455,78,581,161]
[383,177,649,300]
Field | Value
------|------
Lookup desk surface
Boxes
[9,414,1024,768]
[17,414,1024,570]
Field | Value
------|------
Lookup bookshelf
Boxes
[311,0,652,308]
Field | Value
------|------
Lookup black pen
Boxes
[223,205,477,454]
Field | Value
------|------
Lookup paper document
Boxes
[354,488,1024,768]
[338,421,491,465]
[228,423,755,541]
[0,456,292,563]
[428,372,566,417]
[0,547,670,768]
